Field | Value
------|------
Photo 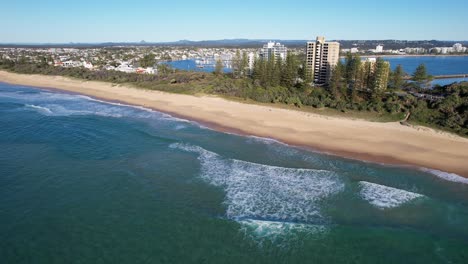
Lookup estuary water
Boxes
[169,56,468,86]
[383,56,468,86]
[383,56,468,76]
[0,82,467,263]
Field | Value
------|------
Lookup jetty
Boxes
[432,74,468,79]
[404,74,468,80]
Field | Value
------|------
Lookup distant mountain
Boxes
[0,39,467,49]
[162,39,309,47]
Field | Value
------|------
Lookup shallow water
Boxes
[0,82,467,263]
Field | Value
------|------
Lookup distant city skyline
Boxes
[2,0,468,43]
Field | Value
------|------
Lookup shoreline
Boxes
[1,70,468,177]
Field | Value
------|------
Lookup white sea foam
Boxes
[25,103,127,118]
[246,135,284,145]
[85,97,206,125]
[239,219,327,241]
[4,88,211,130]
[170,143,344,225]
[25,104,53,114]
[174,124,187,130]
[1,90,85,102]
[359,181,425,209]
[420,168,468,184]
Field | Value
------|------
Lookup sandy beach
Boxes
[1,70,468,177]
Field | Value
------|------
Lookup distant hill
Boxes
[0,39,467,49]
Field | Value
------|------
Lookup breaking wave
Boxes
[25,103,127,118]
[420,168,468,184]
[170,143,344,237]
[238,219,328,244]
[6,90,201,129]
[359,181,425,209]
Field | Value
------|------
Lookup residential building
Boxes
[441,47,451,54]
[305,36,340,84]
[453,43,464,53]
[259,41,287,61]
[405,47,427,54]
[247,52,256,70]
[116,63,135,73]
[375,45,384,53]
[82,61,94,69]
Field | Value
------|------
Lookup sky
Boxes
[2,0,468,43]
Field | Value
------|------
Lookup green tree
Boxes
[370,58,390,97]
[391,64,405,90]
[252,57,264,83]
[214,58,223,76]
[241,51,248,76]
[412,64,433,88]
[329,61,344,100]
[361,60,374,89]
[232,49,242,78]
[272,56,282,87]
[265,55,278,87]
[344,53,362,87]
[157,64,172,76]
[344,53,362,101]
[161,53,172,62]
[281,53,299,88]
[140,54,156,68]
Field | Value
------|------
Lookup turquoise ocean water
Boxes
[0,82,467,263]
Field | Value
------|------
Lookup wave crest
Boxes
[420,168,468,184]
[359,181,425,209]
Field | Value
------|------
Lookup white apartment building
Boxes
[375,45,384,53]
[247,52,256,70]
[453,43,464,53]
[259,41,287,61]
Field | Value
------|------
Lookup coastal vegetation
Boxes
[0,55,467,136]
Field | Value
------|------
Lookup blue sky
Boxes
[2,0,468,43]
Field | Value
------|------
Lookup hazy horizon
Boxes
[1,38,468,45]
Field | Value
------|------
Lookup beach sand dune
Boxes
[1,70,467,177]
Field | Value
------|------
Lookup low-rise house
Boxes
[116,63,136,73]
[82,61,94,69]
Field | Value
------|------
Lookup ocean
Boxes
[0,82,467,263]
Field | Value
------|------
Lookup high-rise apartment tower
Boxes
[305,36,340,84]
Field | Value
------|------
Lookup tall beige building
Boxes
[305,36,340,84]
